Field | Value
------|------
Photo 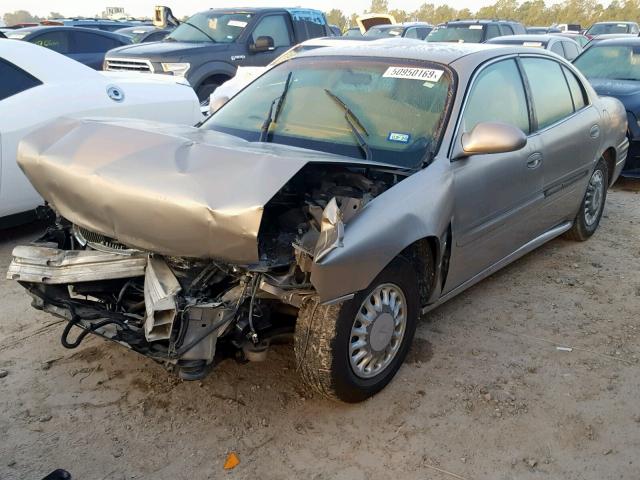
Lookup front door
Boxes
[444,58,545,293]
[240,14,294,67]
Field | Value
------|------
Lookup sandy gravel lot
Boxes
[1,180,639,480]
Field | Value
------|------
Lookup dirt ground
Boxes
[0,180,639,480]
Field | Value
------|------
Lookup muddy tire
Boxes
[565,158,608,242]
[294,256,422,403]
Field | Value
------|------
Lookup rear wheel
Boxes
[294,256,423,402]
[565,158,608,241]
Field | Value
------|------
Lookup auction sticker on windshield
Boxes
[383,66,444,82]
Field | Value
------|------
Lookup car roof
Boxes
[295,39,540,66]
[592,21,636,25]
[589,37,640,46]
[116,25,158,34]
[300,36,379,46]
[6,25,129,38]
[444,19,520,25]
[372,22,432,29]
[488,34,563,42]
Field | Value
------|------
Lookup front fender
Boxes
[310,159,453,303]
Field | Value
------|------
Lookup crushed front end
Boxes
[8,162,403,380]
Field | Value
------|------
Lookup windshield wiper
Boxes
[259,72,293,142]
[324,89,372,161]
[183,22,217,43]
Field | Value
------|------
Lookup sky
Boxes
[0,0,507,19]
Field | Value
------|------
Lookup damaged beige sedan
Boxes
[8,43,628,402]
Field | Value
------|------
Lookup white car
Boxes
[208,37,372,112]
[0,40,202,227]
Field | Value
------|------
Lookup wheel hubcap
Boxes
[585,169,605,226]
[349,283,407,379]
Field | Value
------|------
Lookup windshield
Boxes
[365,26,404,38]
[204,57,453,167]
[167,12,253,43]
[587,23,631,35]
[267,44,324,67]
[574,45,640,81]
[427,25,483,43]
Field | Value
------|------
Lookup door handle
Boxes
[527,152,543,169]
[590,125,600,139]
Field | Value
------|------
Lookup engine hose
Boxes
[61,303,131,349]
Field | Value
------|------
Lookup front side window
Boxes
[463,59,530,134]
[204,57,454,167]
[427,25,484,43]
[0,59,42,101]
[574,45,640,81]
[251,15,291,47]
[521,57,575,130]
[167,12,253,43]
[30,31,70,53]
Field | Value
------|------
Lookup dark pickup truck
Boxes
[104,7,333,103]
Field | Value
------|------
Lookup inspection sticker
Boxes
[387,132,411,144]
[228,20,248,28]
[383,66,444,82]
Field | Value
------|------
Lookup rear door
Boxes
[519,56,601,228]
[445,58,545,291]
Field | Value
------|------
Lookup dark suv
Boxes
[427,19,526,43]
[104,8,333,103]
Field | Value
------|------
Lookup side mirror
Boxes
[209,95,229,115]
[458,122,527,158]
[250,36,275,53]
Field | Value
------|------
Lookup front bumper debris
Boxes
[6,245,147,284]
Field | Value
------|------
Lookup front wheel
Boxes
[565,158,608,241]
[294,256,422,403]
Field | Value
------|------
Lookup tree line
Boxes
[5,0,640,31]
[326,0,640,32]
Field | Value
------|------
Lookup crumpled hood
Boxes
[18,117,394,264]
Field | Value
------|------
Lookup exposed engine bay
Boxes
[9,164,404,379]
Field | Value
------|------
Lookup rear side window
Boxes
[30,31,70,53]
[485,24,501,40]
[563,66,587,110]
[404,27,420,39]
[71,32,123,53]
[252,15,292,47]
[521,57,574,130]
[562,41,580,61]
[500,24,514,35]
[550,41,564,57]
[463,59,530,134]
[0,59,42,101]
